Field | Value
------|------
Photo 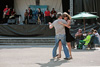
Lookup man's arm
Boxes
[49,22,54,29]
[75,32,78,37]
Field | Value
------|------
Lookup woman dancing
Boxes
[57,12,75,59]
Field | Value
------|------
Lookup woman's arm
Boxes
[67,20,71,26]
[59,22,71,29]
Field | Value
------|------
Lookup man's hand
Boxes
[49,22,52,25]
[49,22,53,29]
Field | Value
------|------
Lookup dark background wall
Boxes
[0,0,14,19]
[74,0,100,16]
[62,0,70,12]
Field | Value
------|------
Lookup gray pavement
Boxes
[0,45,100,67]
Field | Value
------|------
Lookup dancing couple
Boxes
[49,12,75,60]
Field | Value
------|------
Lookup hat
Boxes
[63,12,72,20]
[57,12,62,15]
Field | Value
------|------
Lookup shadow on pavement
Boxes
[36,59,69,67]
[71,49,96,52]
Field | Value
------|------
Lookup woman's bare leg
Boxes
[67,42,72,58]
[58,41,62,58]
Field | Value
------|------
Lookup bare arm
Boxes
[75,33,82,37]
[75,33,78,37]
[59,22,71,29]
[67,20,71,26]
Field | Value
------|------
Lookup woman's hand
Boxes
[68,26,71,29]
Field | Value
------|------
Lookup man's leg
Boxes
[52,36,59,58]
[61,35,70,58]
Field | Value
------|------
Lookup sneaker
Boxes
[53,57,60,61]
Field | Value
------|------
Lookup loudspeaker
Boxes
[28,19,37,24]
[8,19,16,24]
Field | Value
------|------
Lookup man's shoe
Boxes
[53,57,60,61]
[64,58,71,60]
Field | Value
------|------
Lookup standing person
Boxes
[6,8,11,18]
[51,8,57,22]
[58,12,75,59]
[24,9,29,24]
[37,8,42,24]
[28,7,33,19]
[51,8,57,15]
[3,5,9,18]
[49,13,71,60]
[68,9,70,14]
[44,8,51,24]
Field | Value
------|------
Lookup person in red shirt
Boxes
[5,8,11,19]
[51,8,57,16]
[9,9,16,19]
[44,8,51,24]
[11,9,16,16]
[3,5,9,18]
[6,9,10,16]
[51,8,57,22]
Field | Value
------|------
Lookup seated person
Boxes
[93,30,100,47]
[75,29,84,46]
[79,32,92,49]
[9,9,16,19]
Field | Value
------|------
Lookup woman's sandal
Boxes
[56,54,61,58]
[70,55,73,59]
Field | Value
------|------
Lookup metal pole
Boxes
[70,0,73,16]
[83,17,85,33]
[70,0,74,24]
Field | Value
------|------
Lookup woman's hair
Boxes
[63,12,71,20]
[94,30,97,33]
[38,8,41,10]
[38,8,41,11]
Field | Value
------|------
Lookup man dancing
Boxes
[49,13,71,60]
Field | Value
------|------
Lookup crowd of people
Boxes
[3,5,58,24]
[49,12,100,60]
[24,7,57,24]
[75,28,100,49]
